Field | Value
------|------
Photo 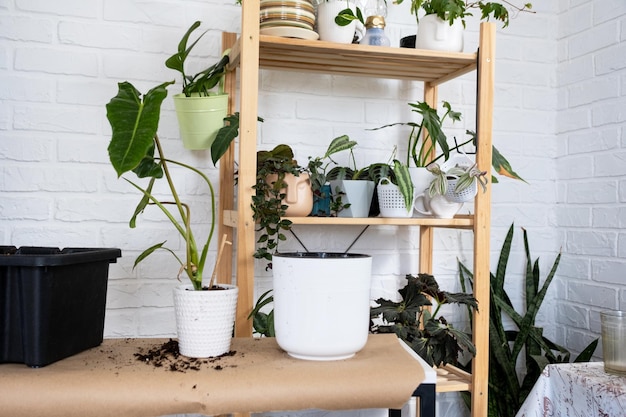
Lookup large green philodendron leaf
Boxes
[106,81,174,177]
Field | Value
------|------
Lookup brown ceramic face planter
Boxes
[265,172,313,217]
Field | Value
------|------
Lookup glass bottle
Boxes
[360,15,390,47]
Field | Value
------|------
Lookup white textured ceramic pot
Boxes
[173,284,238,358]
[329,179,375,218]
[273,252,372,360]
[316,0,357,44]
[415,14,464,52]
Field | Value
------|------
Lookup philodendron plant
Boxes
[106,81,217,291]
[165,21,229,97]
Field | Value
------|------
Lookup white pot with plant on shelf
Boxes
[394,0,534,52]
[316,0,360,43]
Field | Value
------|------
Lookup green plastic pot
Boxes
[173,93,228,150]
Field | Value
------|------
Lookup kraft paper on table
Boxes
[0,334,425,417]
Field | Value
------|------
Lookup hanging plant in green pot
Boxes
[166,21,230,150]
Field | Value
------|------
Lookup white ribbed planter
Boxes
[173,284,238,358]
[273,252,372,361]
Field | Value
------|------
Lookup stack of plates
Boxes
[260,0,319,40]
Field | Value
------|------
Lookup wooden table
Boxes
[0,334,427,417]
[516,362,626,416]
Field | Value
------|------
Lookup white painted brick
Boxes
[619,233,626,258]
[103,309,137,338]
[0,196,51,220]
[13,104,101,134]
[59,21,141,50]
[591,258,626,285]
[555,206,591,228]
[106,283,142,309]
[15,47,98,76]
[595,42,626,75]
[8,225,101,248]
[592,207,626,228]
[138,308,176,337]
[556,155,594,179]
[296,97,364,123]
[558,2,593,39]
[568,281,618,306]
[2,165,99,192]
[568,20,619,59]
[567,127,620,155]
[592,100,626,127]
[566,230,617,257]
[556,55,594,87]
[16,0,98,18]
[593,0,626,25]
[0,134,54,161]
[103,0,184,25]
[0,75,53,102]
[568,75,620,107]
[0,15,54,42]
[595,151,626,177]
[566,180,617,204]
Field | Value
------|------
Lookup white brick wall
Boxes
[0,0,624,415]
[555,0,626,357]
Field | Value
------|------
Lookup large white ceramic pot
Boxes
[173,284,238,358]
[415,14,464,52]
[173,93,228,150]
[329,179,375,218]
[316,0,357,44]
[273,252,372,360]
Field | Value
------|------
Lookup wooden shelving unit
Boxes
[218,3,493,416]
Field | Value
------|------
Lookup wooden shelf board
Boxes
[436,364,472,393]
[228,34,477,84]
[221,210,474,228]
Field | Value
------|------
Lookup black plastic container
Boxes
[0,246,121,367]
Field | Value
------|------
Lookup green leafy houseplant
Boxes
[396,0,533,27]
[426,160,488,197]
[106,81,217,291]
[165,21,229,97]
[458,224,598,417]
[374,101,524,183]
[370,273,478,367]
[253,144,308,267]
[307,135,358,216]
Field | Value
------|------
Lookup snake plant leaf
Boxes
[106,80,174,177]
